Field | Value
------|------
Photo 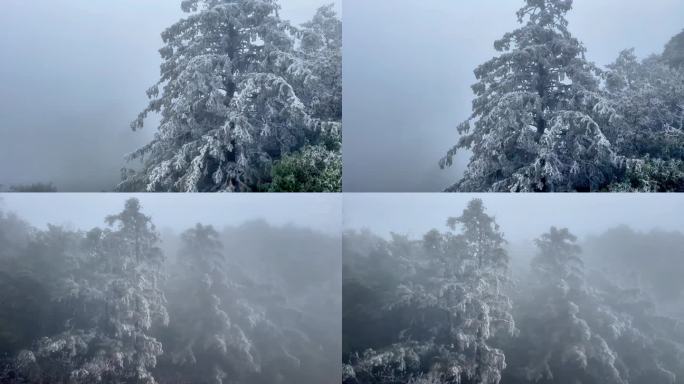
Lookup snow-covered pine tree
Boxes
[603,48,684,192]
[515,227,625,384]
[34,199,168,383]
[117,0,341,192]
[264,4,342,192]
[441,0,615,192]
[346,199,515,384]
[587,275,684,384]
[437,199,516,383]
[161,223,257,384]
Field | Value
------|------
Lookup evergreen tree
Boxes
[34,199,168,383]
[603,49,684,192]
[118,0,341,192]
[588,275,684,384]
[512,227,625,384]
[441,0,615,192]
[267,4,342,192]
[161,224,256,384]
[346,200,515,384]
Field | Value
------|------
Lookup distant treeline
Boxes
[0,183,57,193]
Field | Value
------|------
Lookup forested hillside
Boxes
[0,199,340,383]
[343,199,684,384]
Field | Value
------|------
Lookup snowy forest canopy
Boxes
[343,199,684,384]
[0,198,340,383]
[117,0,342,192]
[441,0,684,192]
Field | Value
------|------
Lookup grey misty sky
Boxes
[0,0,339,192]
[343,193,684,244]
[343,0,684,192]
[0,193,342,236]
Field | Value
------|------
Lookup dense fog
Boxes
[0,195,341,383]
[343,195,684,383]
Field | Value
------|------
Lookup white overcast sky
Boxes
[343,0,684,192]
[0,0,339,192]
[344,194,684,243]
[0,193,342,236]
